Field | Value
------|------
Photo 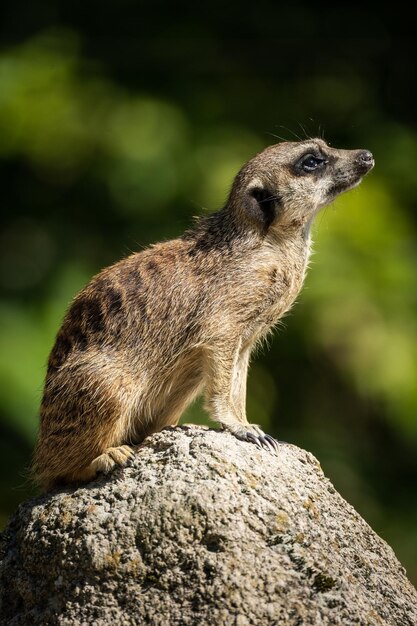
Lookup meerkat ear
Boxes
[243,185,281,230]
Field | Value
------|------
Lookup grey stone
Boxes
[1,425,416,625]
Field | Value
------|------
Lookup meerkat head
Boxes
[229,139,374,233]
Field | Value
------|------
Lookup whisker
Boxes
[266,131,288,142]
[277,125,303,142]
[259,194,281,204]
[317,205,330,229]
[297,121,310,140]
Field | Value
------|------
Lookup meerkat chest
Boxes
[264,260,308,318]
[242,240,311,339]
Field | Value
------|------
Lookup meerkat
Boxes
[33,138,374,489]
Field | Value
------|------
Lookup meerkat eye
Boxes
[299,154,328,173]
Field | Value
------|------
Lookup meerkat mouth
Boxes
[320,177,363,208]
[327,177,362,199]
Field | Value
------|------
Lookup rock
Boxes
[1,425,416,626]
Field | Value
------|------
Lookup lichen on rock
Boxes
[1,425,416,625]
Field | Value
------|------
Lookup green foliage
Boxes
[1,25,416,584]
[305,181,417,436]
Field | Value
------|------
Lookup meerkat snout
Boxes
[33,137,374,489]
[355,150,374,168]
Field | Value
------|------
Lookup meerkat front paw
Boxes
[75,445,135,482]
[227,424,280,454]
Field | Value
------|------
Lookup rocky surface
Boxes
[1,425,416,625]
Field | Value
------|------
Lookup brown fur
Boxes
[33,139,374,489]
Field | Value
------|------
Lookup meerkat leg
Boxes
[232,350,285,450]
[35,382,137,488]
[231,347,279,453]
[230,346,250,422]
[62,405,137,483]
[204,342,278,453]
[69,444,134,483]
[36,429,135,488]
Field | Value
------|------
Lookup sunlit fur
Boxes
[33,139,373,489]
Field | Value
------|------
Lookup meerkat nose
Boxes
[355,150,374,171]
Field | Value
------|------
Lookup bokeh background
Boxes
[1,6,416,583]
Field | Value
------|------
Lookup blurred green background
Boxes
[1,5,416,583]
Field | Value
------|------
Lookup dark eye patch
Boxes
[293,152,329,176]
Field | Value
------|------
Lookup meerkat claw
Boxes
[258,435,277,454]
[246,432,263,449]
[240,430,279,455]
[264,434,280,452]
